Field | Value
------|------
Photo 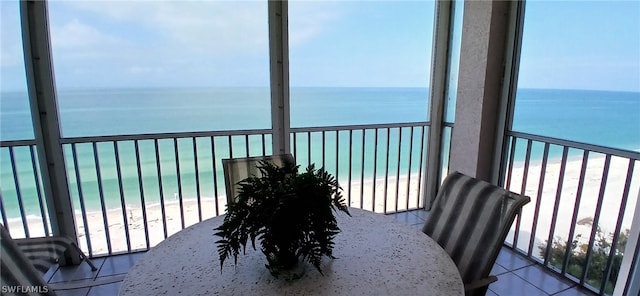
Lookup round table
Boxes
[119,208,464,295]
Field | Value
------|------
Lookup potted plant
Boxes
[214,160,350,279]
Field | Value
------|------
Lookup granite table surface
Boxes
[119,208,464,296]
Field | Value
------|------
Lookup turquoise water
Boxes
[1,87,638,219]
[0,87,430,139]
[513,89,640,151]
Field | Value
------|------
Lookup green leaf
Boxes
[214,159,350,275]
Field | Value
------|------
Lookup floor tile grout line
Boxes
[88,256,120,294]
[500,270,551,296]
[548,284,578,296]
[408,210,427,222]
[48,258,104,285]
[509,262,536,272]
[47,265,61,283]
[387,210,428,226]
[509,260,586,294]
[510,267,584,296]
[491,266,510,276]
[92,257,107,281]
[408,210,422,220]
[509,270,555,295]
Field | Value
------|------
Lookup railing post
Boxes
[614,190,640,296]
[493,0,525,185]
[423,1,452,210]
[269,0,291,155]
[20,1,78,251]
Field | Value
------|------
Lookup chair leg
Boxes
[70,243,98,271]
[466,285,490,296]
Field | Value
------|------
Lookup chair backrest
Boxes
[222,154,295,205]
[422,171,530,285]
[14,236,76,274]
[1,224,54,296]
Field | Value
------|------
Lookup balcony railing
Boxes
[0,140,49,239]
[2,123,638,295]
[0,122,429,258]
[502,131,640,295]
[290,122,429,213]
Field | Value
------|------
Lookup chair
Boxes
[1,224,53,296]
[12,234,97,275]
[222,154,295,205]
[1,224,107,295]
[421,171,530,296]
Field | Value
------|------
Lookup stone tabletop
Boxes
[119,208,464,296]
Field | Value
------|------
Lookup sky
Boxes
[0,0,639,92]
[519,0,640,92]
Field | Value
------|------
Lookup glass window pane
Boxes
[289,1,435,128]
[48,1,271,137]
[443,0,463,124]
[514,1,640,150]
[511,3,640,291]
[1,1,34,141]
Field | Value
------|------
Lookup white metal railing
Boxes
[0,122,429,257]
[503,131,640,295]
[6,122,636,295]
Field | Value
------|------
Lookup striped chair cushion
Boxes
[1,224,54,296]
[14,237,77,274]
[422,171,530,285]
[222,154,295,205]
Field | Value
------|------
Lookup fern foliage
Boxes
[214,160,350,276]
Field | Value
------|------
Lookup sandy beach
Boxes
[9,155,639,258]
[505,155,639,258]
[9,173,424,256]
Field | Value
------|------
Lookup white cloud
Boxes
[1,1,24,68]
[51,19,122,50]
[288,2,343,47]
[42,1,346,88]
[59,1,271,55]
[57,0,344,53]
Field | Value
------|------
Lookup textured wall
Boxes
[449,0,510,182]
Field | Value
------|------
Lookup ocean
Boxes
[512,89,640,153]
[1,87,639,219]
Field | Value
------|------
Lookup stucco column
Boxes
[449,0,511,182]
[269,1,291,155]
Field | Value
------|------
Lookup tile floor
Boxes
[48,210,597,296]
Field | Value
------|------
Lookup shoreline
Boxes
[7,155,638,257]
[505,154,639,256]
